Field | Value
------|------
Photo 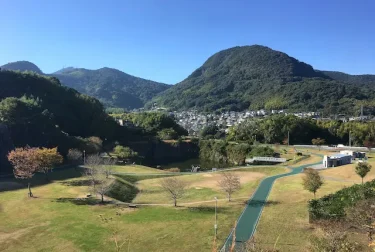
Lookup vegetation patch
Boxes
[106,178,139,203]
[308,179,375,221]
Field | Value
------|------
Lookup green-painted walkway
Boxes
[221,156,323,251]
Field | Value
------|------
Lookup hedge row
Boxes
[309,179,375,221]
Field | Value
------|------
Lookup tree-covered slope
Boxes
[320,70,375,86]
[51,67,170,109]
[151,45,373,113]
[0,70,132,151]
[1,61,171,110]
[1,61,43,74]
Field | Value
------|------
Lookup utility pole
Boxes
[349,132,351,147]
[83,150,86,165]
[214,197,218,238]
[288,131,290,146]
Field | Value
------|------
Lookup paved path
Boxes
[221,155,323,251]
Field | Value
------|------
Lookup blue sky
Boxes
[1,0,374,84]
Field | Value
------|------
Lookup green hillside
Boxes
[321,70,375,86]
[1,62,171,110]
[52,67,170,109]
[151,45,373,113]
[0,70,131,173]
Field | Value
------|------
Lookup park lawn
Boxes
[133,167,288,204]
[0,171,238,252]
[253,172,368,251]
[0,166,287,252]
[110,164,167,174]
[232,166,289,176]
[320,152,375,183]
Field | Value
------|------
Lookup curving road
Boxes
[221,156,323,251]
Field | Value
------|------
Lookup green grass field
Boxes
[2,150,369,252]
[254,152,375,251]
[110,164,167,174]
[0,164,287,252]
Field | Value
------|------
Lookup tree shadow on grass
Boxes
[245,200,280,207]
[60,179,92,187]
[187,206,231,214]
[52,197,112,206]
[0,167,83,193]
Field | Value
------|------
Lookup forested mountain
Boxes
[52,67,170,109]
[0,70,131,173]
[1,61,171,110]
[151,45,374,114]
[1,61,43,74]
[321,71,375,86]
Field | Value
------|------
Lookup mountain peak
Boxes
[53,67,76,74]
[1,61,43,74]
[198,45,325,79]
[151,45,367,112]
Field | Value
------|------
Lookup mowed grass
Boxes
[254,157,372,251]
[111,164,167,173]
[0,165,287,252]
[133,167,288,204]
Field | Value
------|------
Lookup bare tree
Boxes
[91,168,113,203]
[67,149,83,165]
[102,158,117,178]
[84,155,102,189]
[160,177,188,207]
[84,155,114,202]
[218,172,241,202]
[85,154,102,168]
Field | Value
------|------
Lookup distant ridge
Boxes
[3,46,375,113]
[1,61,171,110]
[320,70,375,86]
[1,61,43,74]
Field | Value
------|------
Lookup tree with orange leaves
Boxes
[7,147,39,197]
[35,147,63,180]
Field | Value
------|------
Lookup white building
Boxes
[323,154,352,168]
[339,150,366,159]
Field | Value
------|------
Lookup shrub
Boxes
[157,128,179,140]
[164,168,180,172]
[308,180,375,221]
[248,146,274,158]
[106,179,139,202]
[113,145,138,160]
[309,229,359,252]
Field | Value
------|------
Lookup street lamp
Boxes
[214,196,218,238]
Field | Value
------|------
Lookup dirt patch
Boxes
[0,222,49,245]
[190,172,265,189]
